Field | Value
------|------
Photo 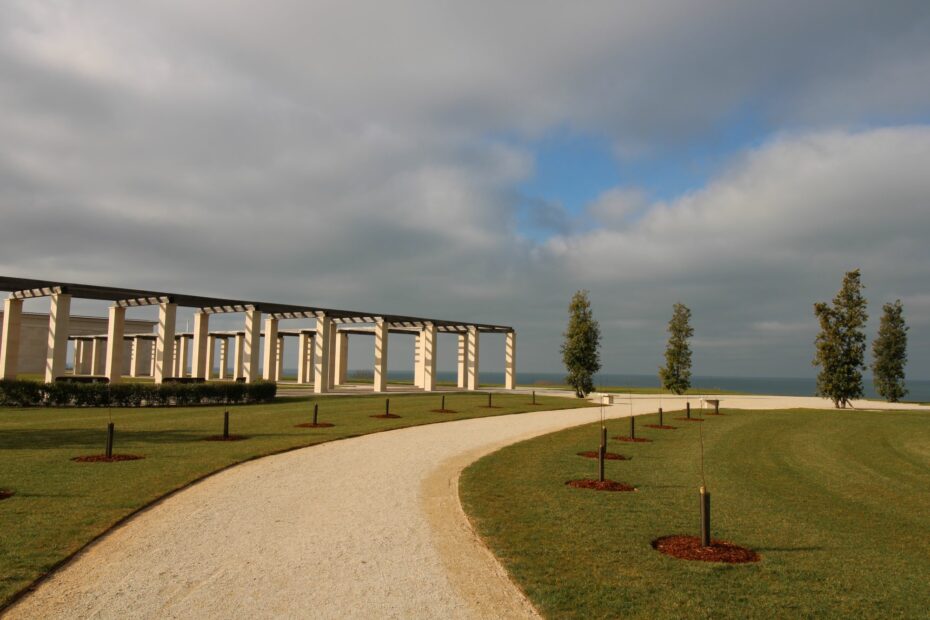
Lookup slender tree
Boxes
[659,303,694,395]
[561,290,601,398]
[872,299,908,402]
[813,269,868,408]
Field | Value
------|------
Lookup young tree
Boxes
[872,299,908,402]
[659,303,694,395]
[561,290,601,398]
[813,269,868,408]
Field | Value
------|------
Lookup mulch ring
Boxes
[0,490,14,500]
[294,422,335,428]
[430,409,458,414]
[675,417,705,422]
[371,413,402,419]
[72,454,145,463]
[644,424,677,430]
[652,535,760,563]
[479,406,503,409]
[566,479,636,492]
[577,451,629,460]
[202,435,249,441]
[612,436,653,443]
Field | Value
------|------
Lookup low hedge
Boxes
[0,379,276,407]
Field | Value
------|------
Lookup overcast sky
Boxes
[2,1,930,378]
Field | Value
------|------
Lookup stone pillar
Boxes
[466,325,480,391]
[130,337,143,377]
[44,293,72,383]
[276,335,285,381]
[105,305,126,383]
[313,315,332,394]
[262,316,279,381]
[205,335,216,380]
[297,332,312,384]
[191,312,210,379]
[234,332,245,380]
[413,332,423,388]
[422,322,436,391]
[334,332,348,386]
[171,338,179,377]
[218,337,229,379]
[0,297,23,380]
[505,331,516,390]
[327,326,337,389]
[373,319,389,393]
[92,337,106,376]
[243,310,261,383]
[178,335,191,378]
[456,332,468,389]
[153,302,177,383]
[73,339,84,376]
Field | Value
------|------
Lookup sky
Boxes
[2,1,930,379]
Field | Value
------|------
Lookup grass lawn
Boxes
[460,407,930,618]
[0,391,590,608]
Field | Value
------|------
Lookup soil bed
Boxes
[652,535,760,563]
[576,451,629,460]
[0,490,14,500]
[565,479,636,492]
[294,422,335,428]
[645,424,676,430]
[72,454,145,463]
[370,413,401,419]
[430,409,458,414]
[479,406,503,410]
[675,417,704,422]
[612,436,653,443]
[202,435,248,442]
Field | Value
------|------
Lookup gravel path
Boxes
[6,394,927,619]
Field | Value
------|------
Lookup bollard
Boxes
[223,409,230,439]
[313,403,319,426]
[385,398,390,416]
[532,390,536,405]
[700,486,711,547]
[629,415,635,439]
[105,422,114,458]
[598,426,607,482]
[715,401,720,415]
[659,407,664,426]
[441,395,445,411]
[687,402,691,419]
[487,392,492,407]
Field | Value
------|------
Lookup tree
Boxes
[872,299,908,402]
[561,290,601,398]
[659,303,694,395]
[813,269,868,408]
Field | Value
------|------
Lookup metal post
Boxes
[700,486,711,547]
[487,392,492,407]
[715,401,720,415]
[105,422,114,458]
[223,409,229,439]
[532,390,536,405]
[313,403,319,425]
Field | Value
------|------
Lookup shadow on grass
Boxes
[0,429,215,450]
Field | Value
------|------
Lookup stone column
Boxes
[234,332,245,380]
[374,319,389,393]
[153,302,177,383]
[178,335,191,378]
[456,332,468,389]
[327,327,337,389]
[92,337,106,376]
[205,334,216,380]
[262,316,279,381]
[171,338,179,377]
[218,337,229,379]
[413,332,423,388]
[73,339,84,376]
[44,293,72,383]
[0,297,23,380]
[130,337,143,377]
[243,310,261,383]
[334,332,348,386]
[297,332,312,384]
[505,331,516,390]
[104,305,126,384]
[276,335,285,381]
[191,312,210,379]
[422,322,437,391]
[466,325,480,391]
[149,341,156,376]
[313,315,332,394]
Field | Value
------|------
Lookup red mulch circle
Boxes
[652,535,760,563]
[645,424,677,430]
[202,435,249,441]
[676,417,705,422]
[0,490,14,500]
[294,422,335,428]
[565,479,636,492]
[371,413,402,419]
[612,436,653,443]
[72,454,145,462]
[577,451,629,460]
[479,406,503,409]
[430,409,458,414]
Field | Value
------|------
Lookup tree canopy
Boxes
[659,303,694,395]
[872,299,908,402]
[813,269,868,408]
[561,290,601,398]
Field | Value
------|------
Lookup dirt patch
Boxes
[644,424,676,430]
[371,413,402,419]
[0,490,14,500]
[612,436,653,443]
[294,422,335,428]
[72,454,145,463]
[565,479,636,492]
[479,406,503,410]
[576,451,629,460]
[652,535,760,563]
[431,409,458,414]
[675,417,704,422]
[202,435,249,442]
[705,413,725,416]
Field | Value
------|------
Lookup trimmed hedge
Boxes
[0,379,276,407]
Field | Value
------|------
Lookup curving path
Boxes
[6,394,928,619]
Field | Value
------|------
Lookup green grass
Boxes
[460,407,930,618]
[0,392,591,608]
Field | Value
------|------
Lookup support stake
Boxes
[313,403,319,426]
[700,486,711,547]
[487,392,492,407]
[385,398,390,416]
[659,407,664,426]
[687,402,691,419]
[105,422,114,458]
[532,390,536,405]
[629,415,635,439]
[223,409,229,439]
[441,394,445,411]
[598,426,607,482]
